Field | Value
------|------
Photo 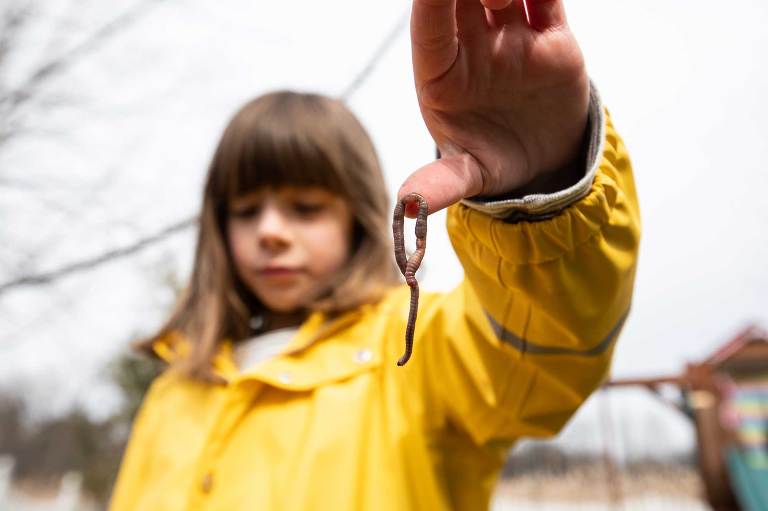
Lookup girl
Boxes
[110,0,640,510]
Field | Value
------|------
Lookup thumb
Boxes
[397,154,485,217]
[524,0,568,31]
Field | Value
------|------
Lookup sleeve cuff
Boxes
[460,80,605,223]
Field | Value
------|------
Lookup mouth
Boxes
[259,267,302,278]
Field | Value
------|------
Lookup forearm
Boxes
[440,105,640,439]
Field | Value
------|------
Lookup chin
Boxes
[268,304,302,313]
[259,295,304,312]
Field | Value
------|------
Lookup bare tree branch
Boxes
[0,2,30,75]
[0,7,409,296]
[0,0,166,135]
[340,9,408,101]
[0,217,196,296]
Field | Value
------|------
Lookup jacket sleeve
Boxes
[413,107,640,446]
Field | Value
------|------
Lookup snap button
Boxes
[200,472,214,493]
[277,372,293,384]
[354,349,373,364]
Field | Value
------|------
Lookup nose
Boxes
[255,203,291,252]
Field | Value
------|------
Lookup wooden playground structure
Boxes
[608,325,768,510]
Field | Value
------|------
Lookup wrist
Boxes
[510,122,589,197]
[460,80,605,222]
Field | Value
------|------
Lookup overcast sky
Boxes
[1,0,766,454]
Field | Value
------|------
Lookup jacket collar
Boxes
[152,302,384,391]
[235,304,382,390]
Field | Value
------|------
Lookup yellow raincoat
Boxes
[109,111,640,510]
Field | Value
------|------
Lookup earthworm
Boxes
[392,193,428,366]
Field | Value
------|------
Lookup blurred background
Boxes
[1,0,767,509]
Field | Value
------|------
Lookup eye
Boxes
[292,201,325,216]
[230,204,261,219]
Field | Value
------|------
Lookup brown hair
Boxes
[140,91,400,381]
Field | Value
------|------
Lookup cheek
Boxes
[306,221,351,273]
[227,224,252,272]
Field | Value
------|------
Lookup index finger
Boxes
[411,0,459,81]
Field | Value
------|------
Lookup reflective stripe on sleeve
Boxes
[485,309,629,357]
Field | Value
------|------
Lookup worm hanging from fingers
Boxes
[392,193,428,366]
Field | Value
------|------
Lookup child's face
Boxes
[227,186,353,313]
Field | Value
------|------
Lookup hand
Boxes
[399,0,589,215]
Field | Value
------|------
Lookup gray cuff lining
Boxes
[460,81,605,221]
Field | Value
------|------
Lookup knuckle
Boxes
[417,80,450,110]
[413,33,455,54]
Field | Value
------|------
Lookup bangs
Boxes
[153,90,399,381]
[211,92,357,203]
